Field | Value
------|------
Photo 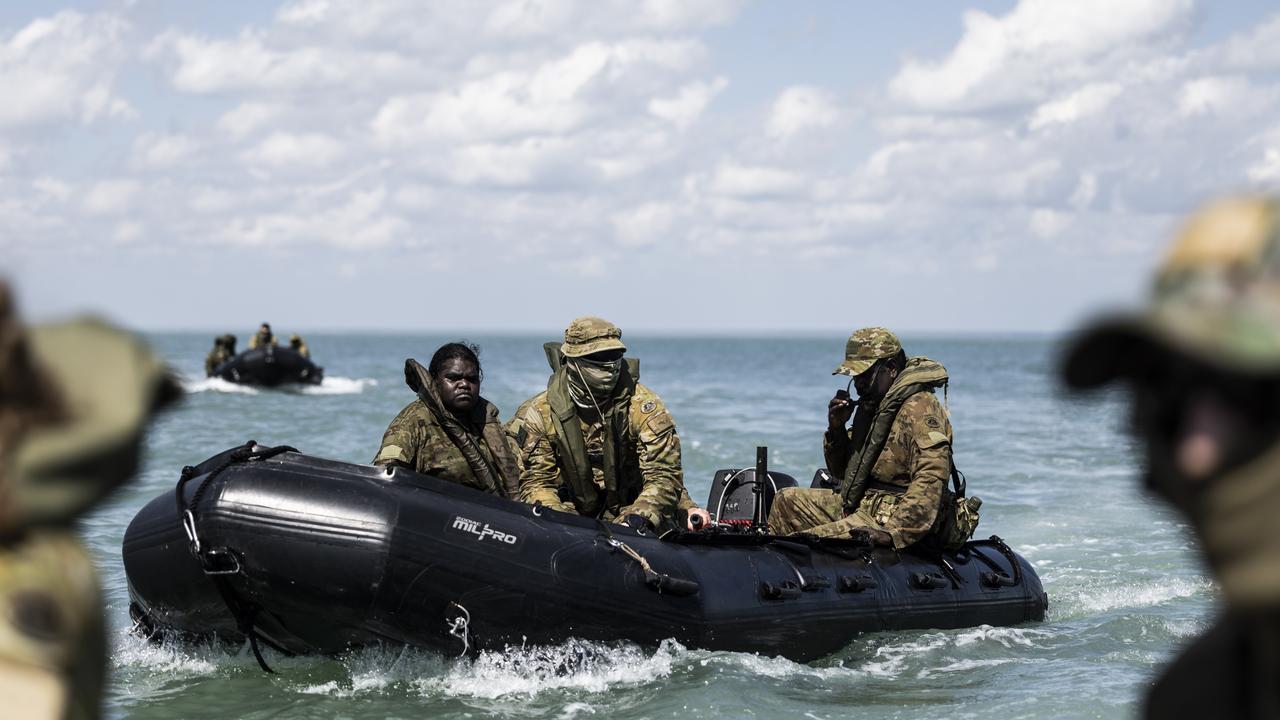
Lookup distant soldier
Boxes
[508,317,709,533]
[203,334,235,376]
[0,280,177,719]
[247,323,275,350]
[374,342,520,498]
[1062,197,1280,718]
[769,327,978,550]
[288,334,310,359]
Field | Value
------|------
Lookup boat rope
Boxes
[446,601,471,656]
[596,520,700,597]
[173,440,299,674]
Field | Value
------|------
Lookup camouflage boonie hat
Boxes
[1064,196,1280,387]
[833,327,902,377]
[561,316,626,358]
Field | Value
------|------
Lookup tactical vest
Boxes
[838,357,949,510]
[542,343,644,518]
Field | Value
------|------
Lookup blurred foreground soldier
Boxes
[247,323,275,350]
[1063,196,1280,719]
[374,342,520,497]
[508,317,709,533]
[203,334,235,376]
[770,328,978,550]
[288,334,309,359]
[0,281,178,719]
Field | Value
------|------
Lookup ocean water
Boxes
[89,333,1212,719]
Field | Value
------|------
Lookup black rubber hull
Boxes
[213,347,322,386]
[123,450,1048,662]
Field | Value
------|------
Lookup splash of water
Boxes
[425,638,683,699]
[182,377,259,395]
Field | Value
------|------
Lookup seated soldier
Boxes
[248,323,276,350]
[288,334,310,359]
[770,327,973,550]
[373,342,519,498]
[508,317,709,533]
[204,334,234,376]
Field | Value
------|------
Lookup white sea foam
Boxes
[1057,577,1213,617]
[182,377,260,395]
[425,638,681,699]
[180,375,376,395]
[111,632,221,675]
[291,376,378,395]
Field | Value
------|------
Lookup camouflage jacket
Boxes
[508,382,685,528]
[204,347,232,376]
[373,398,520,498]
[824,377,952,549]
[247,332,276,350]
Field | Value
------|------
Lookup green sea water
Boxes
[89,333,1211,719]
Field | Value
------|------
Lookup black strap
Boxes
[175,441,299,674]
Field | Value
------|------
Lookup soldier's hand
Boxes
[620,514,654,535]
[849,527,893,547]
[828,390,855,430]
[686,508,711,531]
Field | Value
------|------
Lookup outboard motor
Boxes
[706,467,798,526]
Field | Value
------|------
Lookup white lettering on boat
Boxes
[450,515,518,545]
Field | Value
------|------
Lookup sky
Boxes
[4,0,1280,334]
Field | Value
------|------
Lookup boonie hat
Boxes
[561,316,626,358]
[834,327,902,377]
[1064,196,1280,388]
[0,282,179,535]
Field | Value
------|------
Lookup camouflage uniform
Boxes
[374,398,519,498]
[508,317,689,529]
[247,329,275,350]
[770,328,954,550]
[289,334,310,359]
[0,282,177,720]
[1062,197,1280,718]
[204,336,233,376]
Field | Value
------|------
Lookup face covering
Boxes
[1154,437,1280,608]
[566,357,621,409]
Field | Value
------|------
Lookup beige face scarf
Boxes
[1168,439,1280,607]
[565,357,622,410]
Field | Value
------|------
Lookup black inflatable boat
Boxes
[123,444,1047,665]
[212,347,322,387]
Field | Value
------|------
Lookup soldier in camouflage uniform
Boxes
[374,342,520,498]
[203,334,235,376]
[0,280,177,719]
[1062,197,1280,718]
[288,334,310,359]
[247,323,276,350]
[769,328,958,549]
[507,317,709,532]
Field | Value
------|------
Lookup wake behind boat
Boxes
[122,444,1047,666]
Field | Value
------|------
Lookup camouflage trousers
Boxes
[0,531,105,720]
[769,487,900,539]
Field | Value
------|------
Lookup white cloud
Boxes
[0,11,133,128]
[244,132,344,171]
[611,202,677,247]
[82,180,141,215]
[217,102,282,139]
[648,77,727,130]
[1028,82,1122,130]
[1029,207,1070,239]
[1178,76,1253,117]
[221,185,407,249]
[767,85,841,140]
[707,161,807,198]
[131,133,199,169]
[888,0,1193,111]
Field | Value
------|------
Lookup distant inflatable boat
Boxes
[122,444,1047,666]
[212,347,322,387]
